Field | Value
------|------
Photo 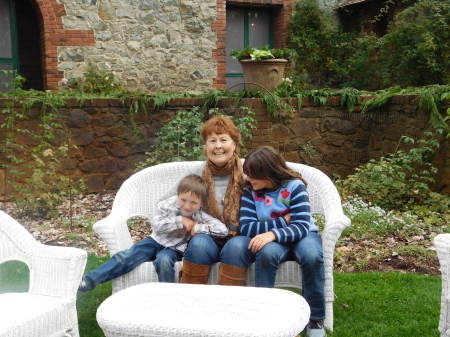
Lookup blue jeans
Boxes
[221,233,325,321]
[84,236,182,288]
[183,234,221,265]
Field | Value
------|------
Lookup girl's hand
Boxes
[283,213,291,224]
[248,231,276,253]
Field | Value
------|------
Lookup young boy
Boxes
[78,174,228,292]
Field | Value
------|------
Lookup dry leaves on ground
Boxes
[0,192,442,276]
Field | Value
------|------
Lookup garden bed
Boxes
[0,192,441,276]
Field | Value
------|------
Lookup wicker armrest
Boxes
[0,211,87,298]
[93,209,134,256]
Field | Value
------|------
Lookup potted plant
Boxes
[230,45,297,91]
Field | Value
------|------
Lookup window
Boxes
[0,0,18,92]
[226,7,273,91]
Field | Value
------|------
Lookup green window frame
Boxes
[0,0,19,91]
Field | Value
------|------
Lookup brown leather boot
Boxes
[180,260,211,284]
[218,263,247,286]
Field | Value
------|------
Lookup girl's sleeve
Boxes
[240,190,289,238]
[193,212,228,238]
[272,183,310,243]
[240,184,311,242]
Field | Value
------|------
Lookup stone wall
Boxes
[23,0,295,92]
[0,95,449,198]
[59,0,218,94]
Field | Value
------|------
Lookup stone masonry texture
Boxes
[0,95,448,196]
[59,0,218,94]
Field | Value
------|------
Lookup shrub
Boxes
[288,0,378,89]
[336,132,441,212]
[62,63,123,94]
[135,107,257,171]
[378,0,450,87]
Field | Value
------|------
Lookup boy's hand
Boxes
[190,223,198,236]
[248,231,276,253]
[182,216,195,232]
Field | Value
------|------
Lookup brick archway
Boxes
[28,0,95,90]
[212,0,296,89]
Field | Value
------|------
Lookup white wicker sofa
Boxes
[434,233,450,336]
[0,210,87,337]
[93,161,351,331]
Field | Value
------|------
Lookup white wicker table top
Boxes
[96,283,310,337]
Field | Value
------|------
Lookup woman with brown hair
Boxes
[159,115,246,284]
[161,120,326,336]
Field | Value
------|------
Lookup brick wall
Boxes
[21,0,95,90]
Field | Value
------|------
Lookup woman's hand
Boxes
[248,231,276,253]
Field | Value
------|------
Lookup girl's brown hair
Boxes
[200,116,241,154]
[243,146,307,193]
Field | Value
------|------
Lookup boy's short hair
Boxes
[177,174,209,203]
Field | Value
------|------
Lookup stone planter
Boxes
[239,59,288,91]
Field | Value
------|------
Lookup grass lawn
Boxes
[0,255,442,337]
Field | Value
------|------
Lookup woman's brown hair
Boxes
[243,146,307,193]
[200,116,241,154]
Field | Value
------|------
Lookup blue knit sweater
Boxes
[240,180,318,243]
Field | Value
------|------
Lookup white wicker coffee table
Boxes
[97,283,310,337]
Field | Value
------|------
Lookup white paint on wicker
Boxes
[93,161,351,332]
[434,233,450,337]
[97,283,310,337]
[0,210,87,337]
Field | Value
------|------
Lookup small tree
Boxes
[378,0,450,87]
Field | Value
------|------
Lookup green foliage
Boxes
[288,0,450,91]
[14,144,86,218]
[63,63,124,94]
[336,132,441,212]
[230,45,297,61]
[135,107,257,171]
[441,91,450,138]
[340,196,418,238]
[135,106,206,170]
[1,71,85,218]
[378,0,450,87]
[288,0,378,89]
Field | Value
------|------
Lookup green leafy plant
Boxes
[441,91,450,138]
[230,45,297,61]
[378,0,450,87]
[62,63,124,94]
[1,71,85,219]
[135,107,257,171]
[14,144,86,218]
[336,132,441,212]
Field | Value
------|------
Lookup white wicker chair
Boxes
[435,233,450,337]
[0,210,87,337]
[93,161,350,331]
